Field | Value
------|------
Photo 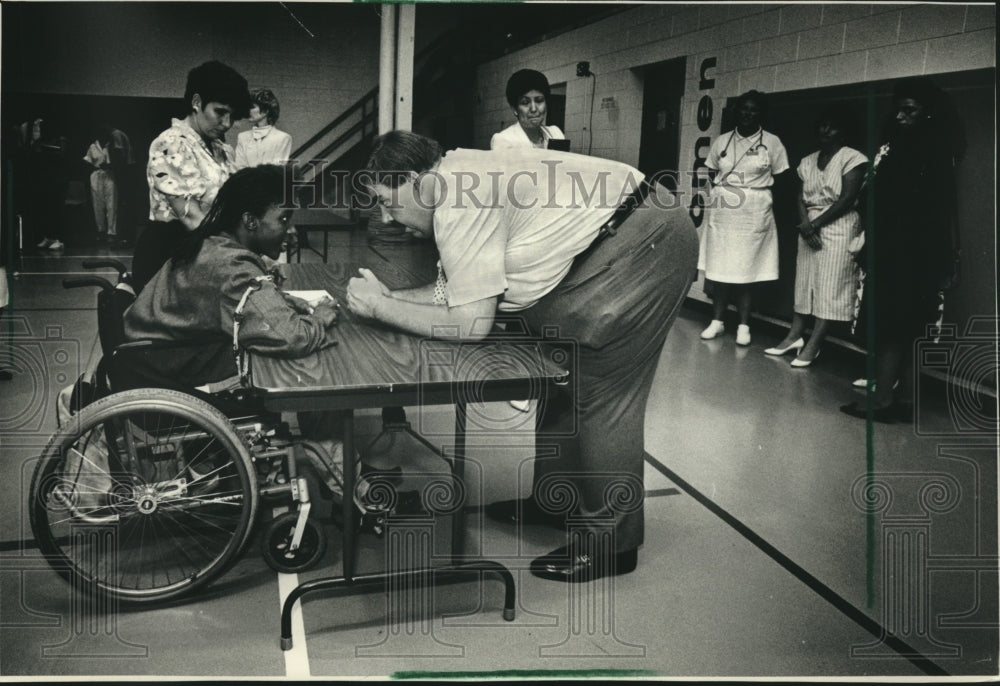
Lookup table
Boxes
[292,216,358,263]
[248,256,569,649]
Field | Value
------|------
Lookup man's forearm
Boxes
[372,292,496,341]
[390,283,437,304]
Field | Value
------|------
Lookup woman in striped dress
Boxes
[765,106,867,366]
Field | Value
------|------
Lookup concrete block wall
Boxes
[474,3,995,307]
[215,16,380,155]
[474,3,994,171]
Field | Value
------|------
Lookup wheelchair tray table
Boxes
[246,262,569,649]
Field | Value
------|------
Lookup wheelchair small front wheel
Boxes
[260,512,330,574]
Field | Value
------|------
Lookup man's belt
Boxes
[570,177,655,267]
[597,176,654,242]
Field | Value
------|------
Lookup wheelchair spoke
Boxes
[30,389,259,602]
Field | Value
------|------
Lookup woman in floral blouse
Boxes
[135,61,251,292]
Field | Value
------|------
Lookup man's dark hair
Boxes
[172,165,286,265]
[365,130,443,189]
[505,69,551,109]
[184,61,252,120]
[252,88,281,125]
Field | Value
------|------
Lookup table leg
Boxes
[451,401,467,559]
[277,402,519,652]
[342,410,356,580]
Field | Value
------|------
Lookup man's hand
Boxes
[356,268,391,296]
[347,273,385,319]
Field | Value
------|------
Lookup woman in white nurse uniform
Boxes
[698,90,789,346]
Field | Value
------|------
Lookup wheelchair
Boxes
[28,259,342,603]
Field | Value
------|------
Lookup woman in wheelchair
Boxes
[30,165,345,601]
[124,163,338,380]
[125,162,348,494]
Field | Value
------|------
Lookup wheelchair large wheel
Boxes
[29,388,259,603]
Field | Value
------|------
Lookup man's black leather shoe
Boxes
[483,497,565,529]
[530,543,638,583]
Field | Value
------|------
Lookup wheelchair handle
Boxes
[63,276,115,292]
[82,258,129,274]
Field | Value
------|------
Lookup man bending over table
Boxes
[346,131,697,582]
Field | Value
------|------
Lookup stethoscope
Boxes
[717,128,767,186]
[719,128,767,158]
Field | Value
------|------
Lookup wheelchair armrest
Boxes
[82,258,129,275]
[110,338,271,417]
[111,338,236,389]
[113,338,227,353]
[64,276,114,292]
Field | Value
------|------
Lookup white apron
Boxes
[698,185,778,283]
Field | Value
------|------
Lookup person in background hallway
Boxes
[84,124,133,247]
[235,89,293,169]
[133,61,250,293]
[698,90,789,346]
[348,131,697,582]
[491,69,566,150]
[26,118,70,251]
[841,77,963,423]
[765,106,867,367]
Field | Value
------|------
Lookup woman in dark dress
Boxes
[841,77,963,422]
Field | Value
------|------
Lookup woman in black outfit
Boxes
[841,77,963,423]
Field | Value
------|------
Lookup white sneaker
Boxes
[736,324,751,346]
[47,240,64,250]
[508,399,531,413]
[700,320,725,339]
[36,238,52,248]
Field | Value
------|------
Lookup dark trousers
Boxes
[520,187,698,552]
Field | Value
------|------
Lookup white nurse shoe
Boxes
[700,320,725,340]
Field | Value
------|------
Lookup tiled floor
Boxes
[0,239,996,679]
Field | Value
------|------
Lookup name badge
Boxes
[746,149,759,156]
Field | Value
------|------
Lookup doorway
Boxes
[637,57,686,189]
